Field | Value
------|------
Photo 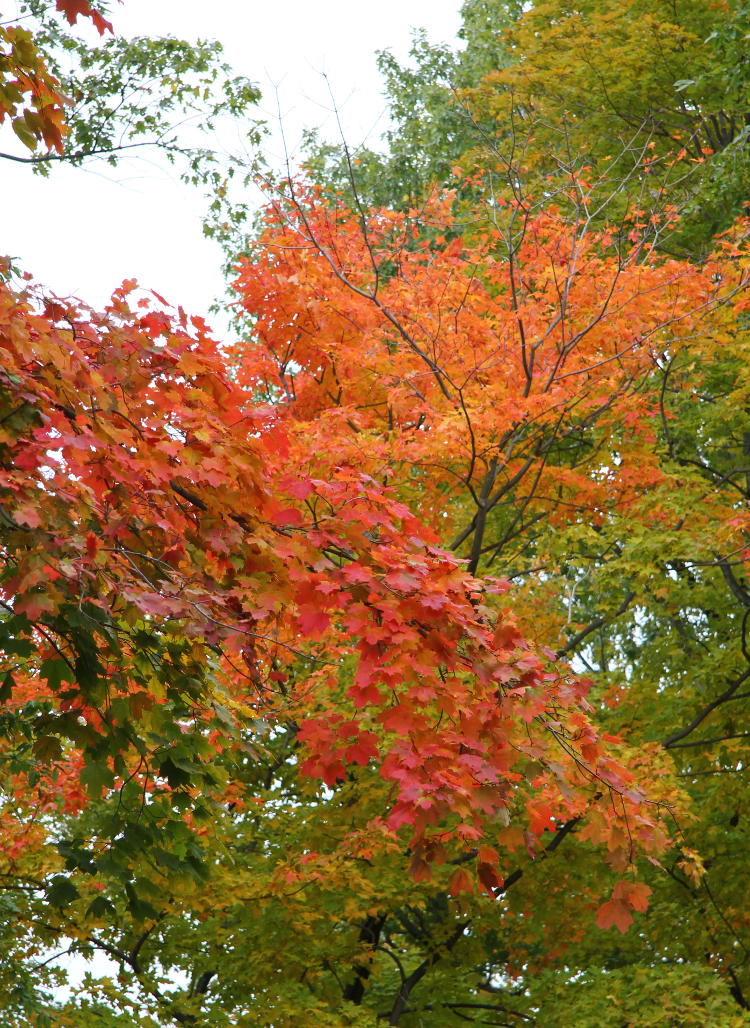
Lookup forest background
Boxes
[3,1,750,1026]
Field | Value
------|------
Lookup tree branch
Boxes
[556,591,635,659]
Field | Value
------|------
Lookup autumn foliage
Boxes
[0,1,110,154]
[3,177,749,1010]
[0,256,672,889]
[5,2,750,1025]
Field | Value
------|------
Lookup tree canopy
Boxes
[307,0,750,255]
[3,3,750,1026]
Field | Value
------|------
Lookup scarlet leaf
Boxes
[296,606,330,637]
[595,898,633,934]
[55,0,112,33]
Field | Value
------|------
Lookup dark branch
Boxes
[556,591,635,659]
[663,668,750,749]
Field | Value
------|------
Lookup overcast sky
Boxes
[5,0,462,328]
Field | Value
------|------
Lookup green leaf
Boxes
[40,658,75,691]
[124,882,158,923]
[47,875,79,908]
[85,894,116,920]
[32,735,63,762]
[0,671,14,702]
[80,761,115,797]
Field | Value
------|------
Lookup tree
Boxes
[0,217,681,1020]
[1,0,263,241]
[289,2,750,1013]
[224,180,750,1023]
[4,170,750,1020]
[305,0,750,258]
[4,4,750,1026]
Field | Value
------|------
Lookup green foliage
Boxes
[303,0,522,209]
[305,0,750,258]
[474,0,750,255]
[532,964,750,1027]
[2,1,265,212]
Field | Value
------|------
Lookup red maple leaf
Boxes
[614,880,652,912]
[596,881,652,932]
[380,705,417,736]
[296,606,330,637]
[596,898,632,933]
[55,0,112,33]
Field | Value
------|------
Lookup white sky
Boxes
[4,0,462,327]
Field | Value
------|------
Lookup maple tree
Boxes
[220,181,750,1024]
[293,8,750,1003]
[4,3,750,1026]
[1,0,263,244]
[3,178,749,1022]
[0,0,109,156]
[0,218,680,1022]
[308,0,750,259]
